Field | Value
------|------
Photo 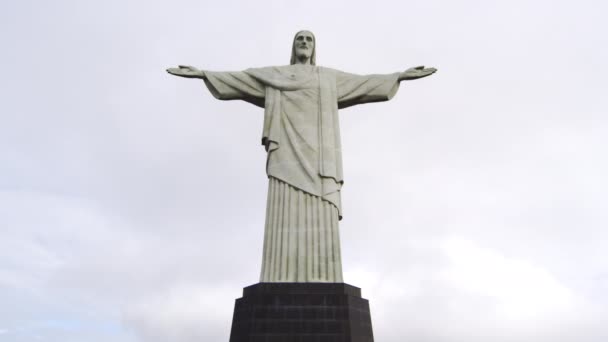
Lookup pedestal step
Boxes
[229,283,374,342]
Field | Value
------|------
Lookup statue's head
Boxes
[290,30,316,65]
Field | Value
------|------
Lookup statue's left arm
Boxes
[336,66,436,109]
[398,66,437,81]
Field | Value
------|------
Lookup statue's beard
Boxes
[296,50,311,60]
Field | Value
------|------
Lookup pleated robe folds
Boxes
[203,65,400,282]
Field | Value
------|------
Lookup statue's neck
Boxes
[294,55,312,65]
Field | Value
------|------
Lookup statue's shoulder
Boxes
[317,66,340,74]
[243,65,290,79]
[246,65,291,72]
[319,66,349,78]
[248,65,339,74]
[244,65,339,86]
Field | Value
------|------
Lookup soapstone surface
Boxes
[167,30,436,282]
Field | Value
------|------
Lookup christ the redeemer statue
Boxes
[167,30,436,283]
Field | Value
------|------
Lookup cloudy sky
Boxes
[1,0,607,341]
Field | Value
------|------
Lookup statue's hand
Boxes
[166,65,205,79]
[399,66,437,81]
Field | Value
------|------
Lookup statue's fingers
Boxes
[415,65,425,70]
[178,65,191,69]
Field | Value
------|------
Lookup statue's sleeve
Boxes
[335,70,401,109]
[203,71,266,108]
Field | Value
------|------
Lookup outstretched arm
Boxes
[166,65,206,79]
[335,66,437,109]
[398,66,437,81]
[335,70,401,109]
[166,65,265,107]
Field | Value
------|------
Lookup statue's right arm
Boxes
[166,65,265,108]
[166,65,206,79]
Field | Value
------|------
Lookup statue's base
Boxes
[229,283,374,342]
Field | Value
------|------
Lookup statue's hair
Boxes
[290,30,316,65]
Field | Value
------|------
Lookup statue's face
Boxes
[294,31,314,60]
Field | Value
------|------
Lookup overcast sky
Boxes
[1,0,607,341]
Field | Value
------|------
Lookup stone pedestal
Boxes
[229,283,374,342]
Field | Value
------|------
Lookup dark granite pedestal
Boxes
[229,283,374,342]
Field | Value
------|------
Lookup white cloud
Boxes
[441,237,574,319]
[124,283,235,342]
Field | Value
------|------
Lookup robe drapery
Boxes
[203,65,400,282]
